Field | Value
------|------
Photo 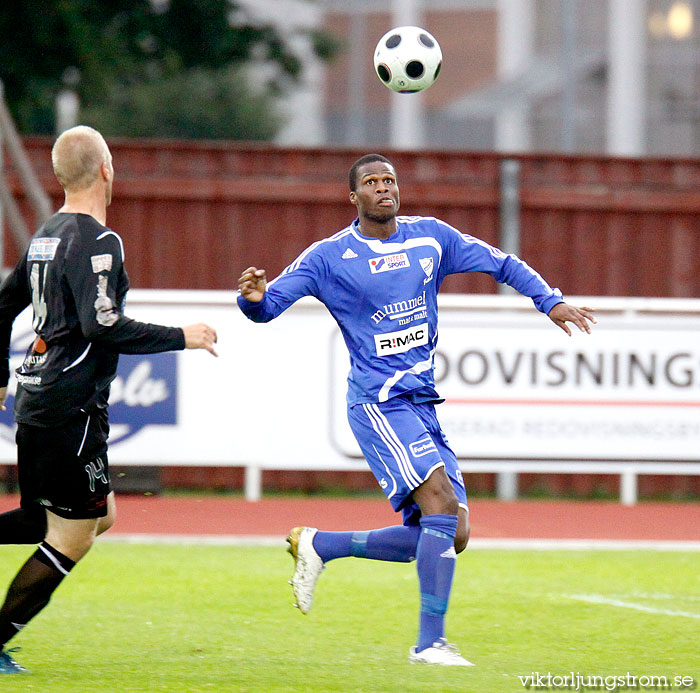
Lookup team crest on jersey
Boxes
[369,253,410,274]
[419,257,434,283]
[28,238,61,261]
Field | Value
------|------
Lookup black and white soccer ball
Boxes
[373,26,442,93]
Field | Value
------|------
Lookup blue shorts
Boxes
[347,397,467,526]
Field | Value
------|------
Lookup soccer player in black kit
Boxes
[0,125,218,674]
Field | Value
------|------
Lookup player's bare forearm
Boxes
[182,323,218,356]
[0,386,6,411]
[238,266,267,303]
[548,303,597,336]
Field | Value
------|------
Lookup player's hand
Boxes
[548,303,597,336]
[238,266,267,303]
[182,323,218,357]
[0,387,6,411]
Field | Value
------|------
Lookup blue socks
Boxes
[312,525,421,563]
[311,515,459,654]
[415,514,458,652]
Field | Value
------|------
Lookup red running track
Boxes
[1,495,699,541]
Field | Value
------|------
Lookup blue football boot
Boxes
[0,648,28,674]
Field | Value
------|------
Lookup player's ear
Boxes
[349,191,357,205]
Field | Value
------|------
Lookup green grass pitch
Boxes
[0,543,698,691]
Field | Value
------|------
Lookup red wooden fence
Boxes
[7,138,700,298]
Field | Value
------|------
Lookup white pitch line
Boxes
[97,534,700,551]
[468,538,700,551]
[567,593,700,619]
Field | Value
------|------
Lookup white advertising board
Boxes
[330,298,700,462]
[0,292,698,467]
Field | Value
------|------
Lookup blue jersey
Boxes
[238,215,563,405]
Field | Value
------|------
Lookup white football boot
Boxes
[286,526,325,614]
[409,638,474,666]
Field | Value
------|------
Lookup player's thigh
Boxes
[416,404,468,513]
[348,399,447,512]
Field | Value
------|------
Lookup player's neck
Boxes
[59,188,108,226]
[358,217,397,240]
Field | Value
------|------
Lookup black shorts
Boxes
[16,409,112,520]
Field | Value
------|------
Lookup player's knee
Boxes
[455,526,470,553]
[454,510,470,553]
[96,493,116,536]
[49,533,95,562]
[96,512,115,535]
[414,470,459,516]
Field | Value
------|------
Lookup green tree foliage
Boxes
[82,67,281,139]
[0,0,338,138]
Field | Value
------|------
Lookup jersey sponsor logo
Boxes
[15,373,42,385]
[23,354,47,367]
[342,248,358,259]
[0,329,178,445]
[369,253,410,274]
[371,291,426,325]
[23,337,48,368]
[91,253,113,273]
[27,237,61,261]
[419,257,434,284]
[409,435,438,458]
[374,323,428,356]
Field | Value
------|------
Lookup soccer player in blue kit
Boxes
[237,154,595,666]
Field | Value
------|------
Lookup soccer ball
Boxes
[373,26,442,93]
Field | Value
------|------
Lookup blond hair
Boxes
[51,126,110,191]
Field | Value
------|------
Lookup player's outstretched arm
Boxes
[548,303,597,336]
[182,323,218,357]
[238,266,267,303]
[0,387,6,411]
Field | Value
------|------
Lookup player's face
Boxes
[350,162,400,223]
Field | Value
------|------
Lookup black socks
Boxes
[0,542,75,648]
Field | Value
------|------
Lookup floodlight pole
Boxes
[390,0,425,150]
[495,0,534,152]
[347,10,369,146]
[607,0,647,155]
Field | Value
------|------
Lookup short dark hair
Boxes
[348,153,394,191]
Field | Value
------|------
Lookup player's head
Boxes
[349,154,400,223]
[52,125,114,205]
[348,153,394,192]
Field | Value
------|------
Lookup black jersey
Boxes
[0,212,185,426]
